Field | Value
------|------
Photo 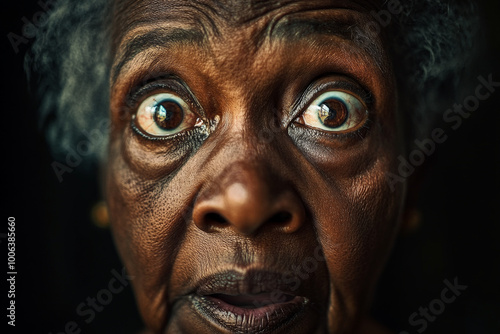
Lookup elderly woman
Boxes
[27,0,484,333]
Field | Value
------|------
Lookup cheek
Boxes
[313,153,405,324]
[338,161,404,279]
[292,117,404,326]
[105,136,192,331]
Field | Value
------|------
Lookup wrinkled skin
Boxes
[107,0,406,333]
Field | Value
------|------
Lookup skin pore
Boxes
[106,0,406,333]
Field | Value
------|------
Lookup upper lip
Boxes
[195,269,300,297]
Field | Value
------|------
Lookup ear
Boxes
[91,200,110,228]
[399,155,434,235]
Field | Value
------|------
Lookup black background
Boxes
[2,1,500,333]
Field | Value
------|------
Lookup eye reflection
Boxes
[154,100,184,130]
[135,92,201,137]
[318,99,348,128]
[296,91,368,133]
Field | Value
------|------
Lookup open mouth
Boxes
[209,292,297,308]
[189,270,309,333]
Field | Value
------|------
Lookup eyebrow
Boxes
[111,28,205,83]
[269,17,384,70]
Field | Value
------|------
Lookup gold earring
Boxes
[91,201,110,228]
[402,208,421,234]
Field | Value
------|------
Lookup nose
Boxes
[192,162,305,236]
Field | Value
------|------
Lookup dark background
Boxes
[2,1,500,333]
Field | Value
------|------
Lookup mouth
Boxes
[189,270,309,333]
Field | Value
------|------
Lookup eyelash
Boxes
[300,80,373,112]
[127,79,193,111]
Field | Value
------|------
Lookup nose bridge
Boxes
[209,110,284,185]
[192,139,305,236]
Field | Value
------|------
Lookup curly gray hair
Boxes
[25,0,480,169]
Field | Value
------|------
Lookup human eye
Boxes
[294,90,368,133]
[133,92,204,138]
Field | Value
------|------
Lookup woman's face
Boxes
[107,0,405,333]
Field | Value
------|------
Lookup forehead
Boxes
[112,0,383,45]
[111,0,388,84]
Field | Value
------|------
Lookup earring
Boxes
[402,208,421,234]
[91,201,110,228]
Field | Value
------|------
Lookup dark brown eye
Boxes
[318,99,348,129]
[296,91,368,133]
[135,92,202,137]
[153,100,184,130]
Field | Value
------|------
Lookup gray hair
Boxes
[25,0,480,168]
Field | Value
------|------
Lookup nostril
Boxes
[205,212,229,226]
[192,187,304,235]
[269,211,292,224]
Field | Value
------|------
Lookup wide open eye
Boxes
[134,93,202,137]
[295,91,368,133]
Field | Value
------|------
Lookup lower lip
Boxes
[190,294,309,332]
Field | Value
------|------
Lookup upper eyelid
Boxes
[129,79,185,104]
[143,92,190,111]
[310,90,364,107]
[126,77,205,117]
[309,81,372,107]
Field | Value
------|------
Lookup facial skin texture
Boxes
[107,0,406,333]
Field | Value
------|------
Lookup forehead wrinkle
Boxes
[270,16,353,41]
[112,0,222,50]
[204,0,382,24]
[212,0,296,25]
[113,0,381,42]
[111,2,389,88]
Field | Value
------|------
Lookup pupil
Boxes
[318,99,348,128]
[154,100,184,130]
